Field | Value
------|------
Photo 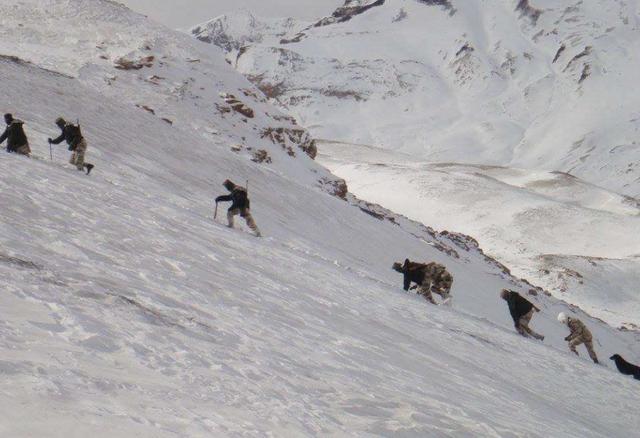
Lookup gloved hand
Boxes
[564,336,570,341]
[47,138,52,143]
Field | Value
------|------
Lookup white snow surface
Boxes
[1,1,639,436]
[194,0,640,330]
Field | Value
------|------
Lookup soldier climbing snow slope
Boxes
[500,289,544,341]
[0,113,30,155]
[48,117,94,174]
[392,259,453,305]
[215,179,261,237]
[558,313,599,363]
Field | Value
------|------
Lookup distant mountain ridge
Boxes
[193,0,640,198]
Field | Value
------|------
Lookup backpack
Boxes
[66,123,83,151]
[232,187,250,213]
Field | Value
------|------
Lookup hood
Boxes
[223,179,237,191]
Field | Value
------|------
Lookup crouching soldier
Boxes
[557,312,598,363]
[0,113,31,155]
[215,179,261,237]
[392,259,453,304]
[500,289,544,340]
[48,117,94,174]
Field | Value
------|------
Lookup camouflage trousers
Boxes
[15,143,31,156]
[517,309,544,340]
[70,138,87,171]
[417,277,452,305]
[228,208,261,235]
[569,335,598,363]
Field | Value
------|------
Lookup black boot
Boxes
[84,163,94,175]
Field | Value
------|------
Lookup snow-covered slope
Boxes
[0,0,331,192]
[194,0,640,329]
[1,1,639,436]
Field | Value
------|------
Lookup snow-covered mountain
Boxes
[1,0,639,436]
[194,0,640,330]
[195,0,640,196]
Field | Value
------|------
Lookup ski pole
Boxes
[214,202,218,220]
[49,140,53,160]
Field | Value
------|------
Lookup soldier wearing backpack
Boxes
[392,259,453,304]
[500,289,544,340]
[48,117,94,174]
[0,113,31,155]
[215,179,261,237]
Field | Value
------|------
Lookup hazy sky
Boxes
[119,0,342,28]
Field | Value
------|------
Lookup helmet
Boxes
[55,117,66,126]
[557,312,568,324]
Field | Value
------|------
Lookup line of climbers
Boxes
[211,186,637,378]
[4,111,636,379]
[0,113,94,174]
[499,290,604,364]
[391,258,638,374]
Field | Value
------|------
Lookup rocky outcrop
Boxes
[251,149,272,164]
[314,0,386,27]
[219,92,255,118]
[320,177,349,199]
[260,127,318,159]
[416,0,456,16]
[114,55,154,70]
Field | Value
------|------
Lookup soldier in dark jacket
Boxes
[392,259,453,304]
[48,117,94,174]
[500,289,544,340]
[0,113,30,155]
[215,179,261,236]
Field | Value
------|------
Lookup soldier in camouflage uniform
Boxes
[48,117,94,174]
[558,312,599,363]
[392,259,453,304]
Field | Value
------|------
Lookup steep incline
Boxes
[195,0,640,329]
[0,1,639,436]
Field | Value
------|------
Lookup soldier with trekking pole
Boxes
[214,179,261,237]
[48,117,94,174]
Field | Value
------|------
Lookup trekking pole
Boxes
[214,202,218,220]
[246,179,249,194]
[49,140,53,160]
